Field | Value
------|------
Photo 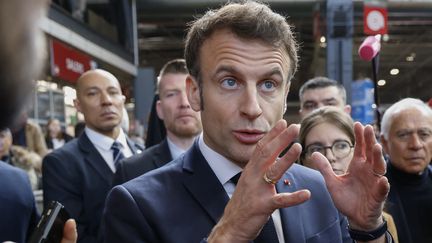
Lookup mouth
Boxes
[101,111,118,118]
[405,156,425,163]
[232,129,265,144]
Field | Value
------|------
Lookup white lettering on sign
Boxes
[66,58,84,74]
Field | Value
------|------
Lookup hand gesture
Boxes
[314,122,390,230]
[208,120,310,242]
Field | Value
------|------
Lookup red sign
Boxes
[50,39,94,83]
[364,5,388,35]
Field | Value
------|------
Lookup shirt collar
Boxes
[85,127,128,151]
[167,137,187,160]
[198,134,242,185]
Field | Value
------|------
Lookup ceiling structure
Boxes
[135,0,432,112]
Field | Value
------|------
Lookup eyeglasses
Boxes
[304,140,354,159]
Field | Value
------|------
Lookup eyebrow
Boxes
[212,65,284,81]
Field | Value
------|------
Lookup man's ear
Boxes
[74,99,82,113]
[283,81,291,114]
[156,100,164,120]
[344,104,352,115]
[186,75,201,112]
[380,134,389,155]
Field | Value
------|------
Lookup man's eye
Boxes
[260,80,276,92]
[221,78,238,89]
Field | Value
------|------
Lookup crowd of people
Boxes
[1,1,431,243]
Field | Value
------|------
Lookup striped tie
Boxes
[111,141,125,168]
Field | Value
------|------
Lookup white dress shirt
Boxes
[85,127,133,172]
[167,137,187,160]
[198,134,285,243]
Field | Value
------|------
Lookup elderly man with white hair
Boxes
[380,97,432,243]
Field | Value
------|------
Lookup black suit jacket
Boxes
[0,162,39,243]
[113,138,172,185]
[42,132,142,243]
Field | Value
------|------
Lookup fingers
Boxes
[272,190,311,208]
[353,122,365,159]
[254,121,300,170]
[364,125,377,164]
[61,219,77,243]
[311,152,336,185]
[372,143,386,176]
[266,142,302,182]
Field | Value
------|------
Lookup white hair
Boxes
[380,98,432,139]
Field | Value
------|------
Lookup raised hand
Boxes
[314,122,390,231]
[208,120,311,242]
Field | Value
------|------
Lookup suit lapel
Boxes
[78,133,113,184]
[277,170,306,243]
[126,137,143,155]
[182,142,229,224]
[153,139,173,168]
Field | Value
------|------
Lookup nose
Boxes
[324,147,337,163]
[239,86,262,120]
[408,134,423,150]
[179,91,191,109]
[100,91,113,105]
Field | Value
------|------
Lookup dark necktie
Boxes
[230,173,279,243]
[111,141,125,168]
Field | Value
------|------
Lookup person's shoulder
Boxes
[122,157,183,192]
[0,161,26,175]
[43,138,80,161]
[0,161,31,187]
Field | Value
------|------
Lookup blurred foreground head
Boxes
[0,0,47,129]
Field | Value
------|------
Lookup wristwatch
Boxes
[348,220,388,241]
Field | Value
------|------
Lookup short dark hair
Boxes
[184,0,298,86]
[157,59,188,93]
[299,76,347,104]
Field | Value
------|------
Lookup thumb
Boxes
[61,219,77,243]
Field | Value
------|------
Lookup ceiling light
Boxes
[406,53,416,62]
[320,36,326,43]
[377,79,386,86]
[390,68,399,75]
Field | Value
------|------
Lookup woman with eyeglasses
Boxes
[298,106,399,242]
[299,107,354,175]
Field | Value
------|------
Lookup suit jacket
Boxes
[103,142,351,243]
[113,138,172,185]
[42,132,143,243]
[0,162,39,243]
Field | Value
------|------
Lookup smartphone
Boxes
[28,201,70,243]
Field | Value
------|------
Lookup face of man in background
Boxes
[0,129,12,157]
[299,86,350,119]
[381,108,432,175]
[157,73,202,138]
[75,70,125,138]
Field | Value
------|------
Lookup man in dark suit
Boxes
[43,69,143,243]
[114,59,201,185]
[103,2,392,243]
[0,0,76,242]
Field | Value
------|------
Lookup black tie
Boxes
[111,141,125,168]
[230,173,279,243]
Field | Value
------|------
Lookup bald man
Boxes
[42,69,143,243]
